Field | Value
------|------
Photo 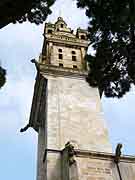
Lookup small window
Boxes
[61,24,64,28]
[81,35,85,40]
[72,51,76,55]
[73,65,77,69]
[59,54,63,59]
[72,55,76,61]
[48,29,52,34]
[59,63,63,67]
[58,49,62,53]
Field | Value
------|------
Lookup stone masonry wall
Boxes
[68,153,135,180]
[45,74,112,152]
[50,45,83,69]
[76,157,114,180]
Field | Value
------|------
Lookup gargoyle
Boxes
[114,143,123,163]
[65,141,76,166]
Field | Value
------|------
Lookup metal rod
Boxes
[43,148,61,162]
[116,163,122,180]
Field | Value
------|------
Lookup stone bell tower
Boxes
[28,17,112,180]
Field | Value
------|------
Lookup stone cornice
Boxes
[45,34,88,47]
[74,149,135,163]
[44,148,135,163]
[39,63,88,79]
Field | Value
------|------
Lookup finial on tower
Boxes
[58,3,64,18]
[59,8,62,18]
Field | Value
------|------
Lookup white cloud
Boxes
[0,76,35,131]
[102,85,135,154]
[47,0,89,29]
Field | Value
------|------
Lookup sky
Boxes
[0,0,135,180]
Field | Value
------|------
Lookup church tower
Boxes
[29,17,112,180]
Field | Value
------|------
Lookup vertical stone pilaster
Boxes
[48,42,53,64]
[37,127,46,180]
[61,148,70,180]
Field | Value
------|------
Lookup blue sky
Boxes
[0,0,135,179]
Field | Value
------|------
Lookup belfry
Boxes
[27,17,135,180]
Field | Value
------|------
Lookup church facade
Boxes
[28,17,135,180]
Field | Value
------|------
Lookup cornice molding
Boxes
[45,34,88,47]
[39,63,88,79]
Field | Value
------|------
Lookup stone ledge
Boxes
[74,149,135,162]
[39,64,88,79]
[44,148,135,163]
[45,35,88,47]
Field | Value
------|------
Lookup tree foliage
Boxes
[0,0,56,88]
[0,66,6,89]
[0,0,56,28]
[77,0,135,98]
